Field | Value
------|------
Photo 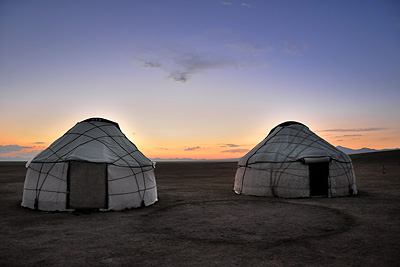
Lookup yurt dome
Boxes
[22,118,157,211]
[234,121,357,198]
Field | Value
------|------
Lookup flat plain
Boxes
[0,150,399,266]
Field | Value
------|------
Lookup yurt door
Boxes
[309,162,329,196]
[67,161,108,209]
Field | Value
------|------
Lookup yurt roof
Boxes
[30,118,152,167]
[239,121,351,166]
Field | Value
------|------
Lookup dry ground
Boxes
[0,150,399,266]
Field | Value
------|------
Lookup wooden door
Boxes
[309,162,329,196]
[68,161,107,209]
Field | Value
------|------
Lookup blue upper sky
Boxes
[0,0,399,160]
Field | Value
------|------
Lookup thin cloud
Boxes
[132,57,162,69]
[221,1,250,7]
[171,53,232,82]
[142,61,162,68]
[184,146,201,151]
[283,41,300,55]
[220,143,240,148]
[321,128,386,132]
[169,72,191,83]
[12,149,43,158]
[133,51,233,83]
[34,142,45,144]
[225,42,272,71]
[226,42,273,56]
[222,149,249,153]
[0,145,33,154]
[333,134,363,138]
[283,41,309,55]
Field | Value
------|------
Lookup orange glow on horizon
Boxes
[320,131,400,151]
[143,146,251,160]
[1,120,398,160]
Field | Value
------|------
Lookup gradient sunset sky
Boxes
[1,0,399,160]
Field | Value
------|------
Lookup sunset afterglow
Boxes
[1,1,399,160]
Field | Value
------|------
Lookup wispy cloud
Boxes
[224,42,272,70]
[220,143,240,148]
[184,146,201,151]
[282,41,309,56]
[133,51,233,83]
[0,145,33,154]
[321,128,386,132]
[221,1,251,7]
[222,149,249,153]
[12,149,43,158]
[333,134,363,138]
[221,1,232,5]
[283,41,300,55]
[34,142,45,144]
[226,42,273,56]
[133,32,272,82]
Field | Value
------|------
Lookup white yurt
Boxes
[234,121,357,198]
[22,118,157,211]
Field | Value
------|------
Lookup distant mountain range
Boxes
[335,146,399,155]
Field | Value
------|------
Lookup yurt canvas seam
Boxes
[84,120,150,205]
[87,120,147,203]
[22,118,157,211]
[271,129,316,191]
[33,126,122,208]
[239,125,287,193]
[234,121,357,198]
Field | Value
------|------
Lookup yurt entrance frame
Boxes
[308,162,329,196]
[67,161,108,209]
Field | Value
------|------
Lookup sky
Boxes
[0,0,399,160]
